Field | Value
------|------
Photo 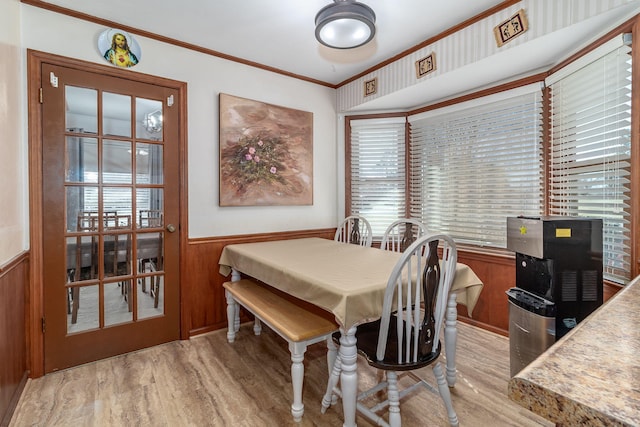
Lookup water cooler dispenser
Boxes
[506,216,603,376]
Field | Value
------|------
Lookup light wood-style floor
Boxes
[10,322,553,426]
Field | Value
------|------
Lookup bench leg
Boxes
[326,336,339,406]
[233,303,241,334]
[253,317,262,335]
[321,349,341,414]
[225,290,238,343]
[289,341,307,422]
[326,336,337,378]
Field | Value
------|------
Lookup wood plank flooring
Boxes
[10,322,552,426]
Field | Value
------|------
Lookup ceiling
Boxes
[39,0,514,85]
[40,0,640,111]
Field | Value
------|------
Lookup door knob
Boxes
[166,224,176,233]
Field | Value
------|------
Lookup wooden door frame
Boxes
[27,49,189,378]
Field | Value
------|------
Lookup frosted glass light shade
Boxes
[315,1,376,49]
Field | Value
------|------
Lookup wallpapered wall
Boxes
[337,0,640,112]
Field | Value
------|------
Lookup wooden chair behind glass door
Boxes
[69,211,118,324]
[68,212,100,324]
[104,214,133,311]
[138,209,163,308]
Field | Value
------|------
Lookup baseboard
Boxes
[189,321,229,338]
[458,316,508,337]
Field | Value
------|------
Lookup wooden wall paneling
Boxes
[0,253,29,427]
[456,249,623,337]
[456,250,514,336]
[182,233,624,340]
[183,240,228,336]
[603,282,623,302]
[183,229,336,337]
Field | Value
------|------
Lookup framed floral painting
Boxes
[219,94,313,206]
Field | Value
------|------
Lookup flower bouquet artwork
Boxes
[219,94,313,206]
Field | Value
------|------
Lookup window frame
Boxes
[407,83,544,248]
[345,113,409,238]
[344,22,640,284]
[546,39,633,283]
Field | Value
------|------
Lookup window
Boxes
[349,117,406,237]
[345,35,636,284]
[547,37,632,283]
[408,85,544,247]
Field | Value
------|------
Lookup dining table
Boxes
[66,232,162,270]
[218,237,483,427]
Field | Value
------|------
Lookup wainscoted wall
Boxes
[457,249,622,336]
[183,229,336,337]
[456,250,515,335]
[0,253,29,427]
[184,230,623,338]
[183,229,519,337]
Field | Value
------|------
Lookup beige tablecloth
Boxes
[219,237,483,330]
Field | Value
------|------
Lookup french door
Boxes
[41,63,180,372]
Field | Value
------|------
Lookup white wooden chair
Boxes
[334,215,373,247]
[321,233,459,427]
[381,218,428,252]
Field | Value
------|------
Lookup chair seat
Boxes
[353,317,441,371]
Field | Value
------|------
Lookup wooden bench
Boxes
[223,279,339,422]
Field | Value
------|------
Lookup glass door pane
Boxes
[63,88,166,333]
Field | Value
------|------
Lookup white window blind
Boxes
[409,85,543,247]
[349,117,407,237]
[81,173,144,217]
[547,40,632,284]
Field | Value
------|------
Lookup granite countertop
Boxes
[508,275,640,426]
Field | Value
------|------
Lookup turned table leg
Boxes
[339,326,358,427]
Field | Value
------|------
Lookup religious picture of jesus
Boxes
[98,29,142,68]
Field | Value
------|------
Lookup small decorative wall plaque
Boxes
[364,78,377,97]
[416,53,436,79]
[494,9,528,47]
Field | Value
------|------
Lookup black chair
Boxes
[321,233,459,427]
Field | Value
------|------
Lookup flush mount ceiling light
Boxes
[315,0,376,49]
